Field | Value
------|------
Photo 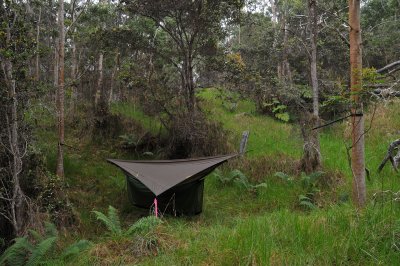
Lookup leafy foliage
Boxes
[93,206,122,236]
[213,169,267,193]
[25,236,57,266]
[0,237,32,266]
[274,171,324,210]
[93,206,161,237]
[274,171,294,184]
[0,222,91,266]
[263,98,290,122]
[127,216,161,235]
[61,240,92,260]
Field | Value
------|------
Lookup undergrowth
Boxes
[23,90,400,264]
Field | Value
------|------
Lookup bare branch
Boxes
[377,60,400,74]
[378,139,400,172]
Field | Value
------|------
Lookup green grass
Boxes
[31,89,400,265]
[143,204,399,265]
[198,89,301,158]
[110,102,165,136]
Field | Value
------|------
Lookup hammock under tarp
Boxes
[107,154,237,215]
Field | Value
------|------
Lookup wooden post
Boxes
[240,131,250,155]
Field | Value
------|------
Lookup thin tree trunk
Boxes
[70,36,78,109]
[187,51,195,114]
[9,71,24,236]
[108,50,119,104]
[35,7,41,81]
[278,12,292,83]
[94,52,104,107]
[53,41,59,89]
[56,0,65,178]
[1,26,26,236]
[349,0,366,208]
[300,0,322,173]
[308,0,319,118]
[269,0,278,24]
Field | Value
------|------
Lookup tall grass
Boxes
[30,88,400,264]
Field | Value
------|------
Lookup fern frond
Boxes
[92,206,122,235]
[274,172,292,182]
[0,237,32,266]
[127,216,161,236]
[107,206,121,234]
[233,177,250,189]
[26,236,57,266]
[44,222,58,238]
[28,229,43,242]
[299,200,316,210]
[254,183,268,189]
[61,239,92,260]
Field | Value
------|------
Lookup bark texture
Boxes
[1,24,27,236]
[349,0,366,208]
[308,0,319,118]
[95,52,104,107]
[56,0,65,178]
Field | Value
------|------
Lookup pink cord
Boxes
[154,198,158,217]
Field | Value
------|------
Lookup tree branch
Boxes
[377,60,400,74]
[378,139,400,172]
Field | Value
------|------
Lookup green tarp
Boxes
[107,154,236,215]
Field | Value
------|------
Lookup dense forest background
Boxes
[1,0,400,264]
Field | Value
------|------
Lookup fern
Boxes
[127,216,161,235]
[213,169,231,184]
[61,240,92,260]
[93,205,122,236]
[274,171,291,182]
[0,237,33,266]
[0,224,89,265]
[28,229,43,242]
[44,222,58,238]
[26,236,57,266]
[214,169,267,193]
[254,183,268,189]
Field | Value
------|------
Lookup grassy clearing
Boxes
[31,90,400,264]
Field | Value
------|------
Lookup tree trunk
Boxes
[308,0,319,118]
[269,0,278,24]
[300,112,321,174]
[53,41,59,90]
[108,50,120,104]
[1,26,26,236]
[300,0,322,173]
[94,52,104,107]
[182,50,195,114]
[187,52,195,114]
[35,7,41,81]
[349,0,366,208]
[71,36,78,108]
[56,0,65,178]
[277,12,292,83]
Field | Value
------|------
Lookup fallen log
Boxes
[378,139,400,173]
